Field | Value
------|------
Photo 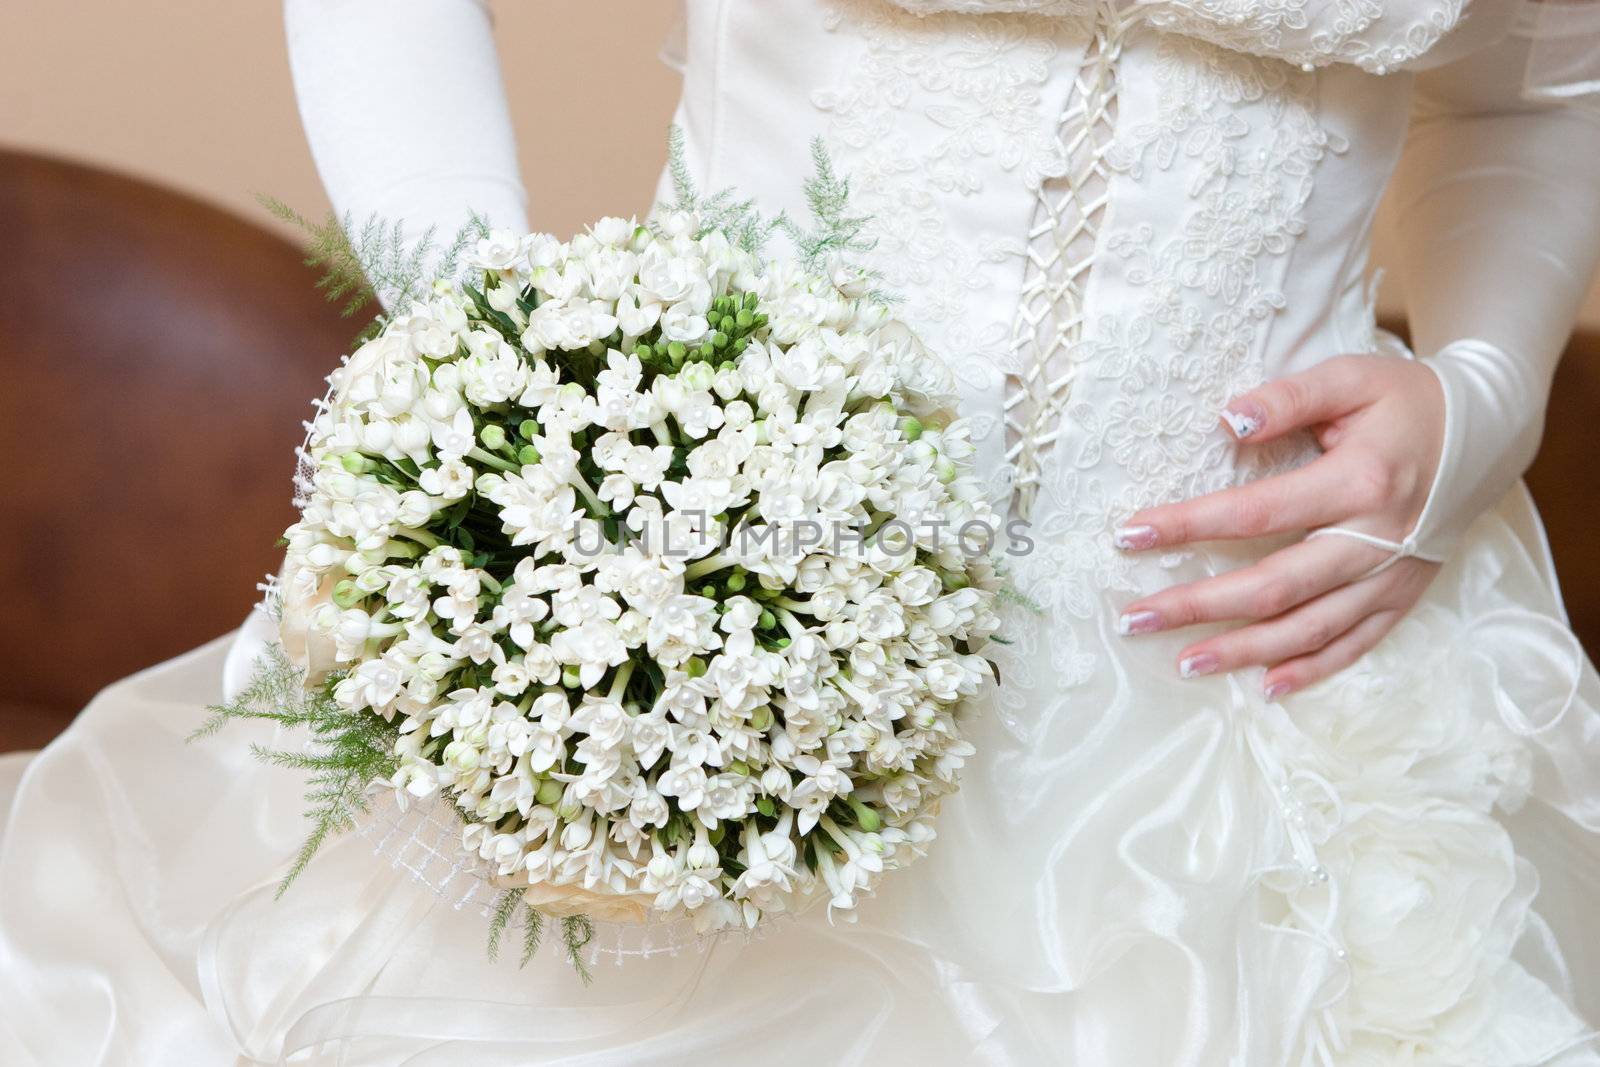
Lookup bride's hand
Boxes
[1112,353,1446,699]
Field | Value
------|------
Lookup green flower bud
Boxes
[759,610,778,630]
[848,797,883,832]
[480,424,507,451]
[536,778,564,806]
[518,444,541,465]
[743,291,759,310]
[340,452,374,475]
[756,796,776,817]
[686,656,708,678]
[899,416,924,441]
[726,572,746,592]
[667,340,687,363]
[562,665,582,688]
[942,571,970,592]
[518,418,540,440]
[735,309,754,329]
[332,579,362,609]
[750,706,774,732]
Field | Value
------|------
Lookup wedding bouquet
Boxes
[207,140,1002,969]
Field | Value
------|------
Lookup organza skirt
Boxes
[2,486,1598,1065]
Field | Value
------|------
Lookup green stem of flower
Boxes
[468,447,519,474]
[607,661,635,701]
[396,527,441,549]
[569,472,611,518]
[684,552,737,581]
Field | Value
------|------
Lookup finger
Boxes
[1117,534,1383,635]
[1220,356,1377,445]
[1261,608,1404,698]
[1116,451,1375,550]
[1169,570,1393,678]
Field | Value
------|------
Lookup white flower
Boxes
[418,458,473,501]
[660,302,710,343]
[468,229,525,272]
[646,595,722,667]
[656,763,709,811]
[429,407,477,459]
[590,215,636,249]
[550,617,629,688]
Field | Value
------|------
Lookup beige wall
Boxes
[0,2,682,244]
[4,2,1596,332]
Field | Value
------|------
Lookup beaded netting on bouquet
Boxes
[197,132,1004,977]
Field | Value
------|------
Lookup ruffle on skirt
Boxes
[0,484,1597,1065]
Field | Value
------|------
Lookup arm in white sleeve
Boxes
[284,0,529,302]
[1388,26,1600,562]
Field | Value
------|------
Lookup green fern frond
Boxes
[487,888,526,963]
[665,125,698,213]
[190,646,399,898]
[521,905,548,968]
[187,643,307,741]
[777,137,889,299]
[662,125,784,255]
[996,583,1045,615]
[258,195,492,336]
[560,915,595,984]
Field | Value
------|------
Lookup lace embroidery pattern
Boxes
[884,0,1468,73]
[1030,33,1347,531]
[813,0,1079,506]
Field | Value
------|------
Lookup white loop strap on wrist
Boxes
[1305,526,1434,580]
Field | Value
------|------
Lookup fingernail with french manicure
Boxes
[1178,653,1219,679]
[1221,400,1266,439]
[1113,524,1159,550]
[1116,610,1161,636]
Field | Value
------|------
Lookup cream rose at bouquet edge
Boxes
[254,153,1004,959]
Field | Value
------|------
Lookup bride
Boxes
[4,0,1600,1063]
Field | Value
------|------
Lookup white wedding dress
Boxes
[5,0,1600,1063]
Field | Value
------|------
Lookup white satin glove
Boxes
[284,0,529,302]
[1392,25,1600,563]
